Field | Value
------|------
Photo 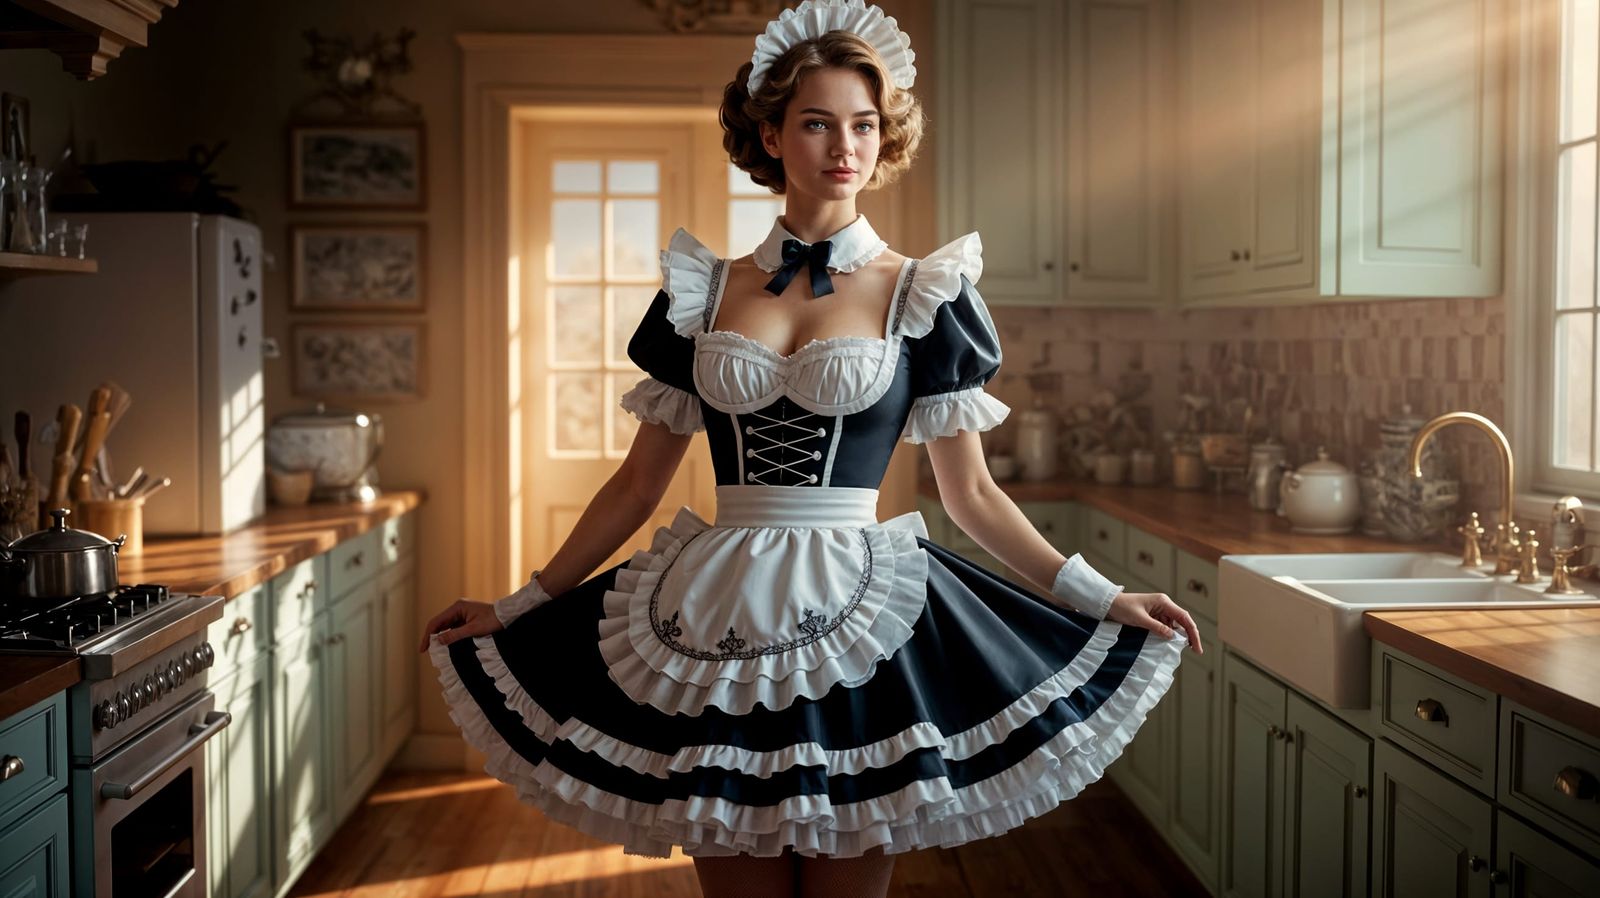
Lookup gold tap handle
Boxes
[1516,530,1542,584]
[1458,512,1485,567]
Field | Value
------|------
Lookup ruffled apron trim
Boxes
[429,616,1186,858]
[595,504,931,716]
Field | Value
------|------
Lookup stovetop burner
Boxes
[0,584,178,651]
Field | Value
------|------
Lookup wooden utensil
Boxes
[72,387,111,457]
[71,410,111,503]
[45,404,83,510]
[99,381,132,440]
[133,476,170,501]
[116,465,144,498]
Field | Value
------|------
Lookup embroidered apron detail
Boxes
[647,527,875,660]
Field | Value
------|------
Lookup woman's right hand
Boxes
[419,599,505,652]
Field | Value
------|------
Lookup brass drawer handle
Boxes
[389,534,401,549]
[1468,855,1486,873]
[1352,785,1367,799]
[303,579,317,597]
[349,551,365,568]
[1554,766,1598,800]
[1186,578,1209,596]
[1415,698,1448,724]
[1096,529,1109,541]
[1268,724,1290,741]
[230,617,253,636]
[1136,550,1155,566]
[0,755,23,782]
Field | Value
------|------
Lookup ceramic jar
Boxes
[1016,404,1058,481]
[1366,405,1460,542]
[1245,440,1288,511]
[1278,447,1363,534]
[1172,448,1205,490]
[1129,448,1158,485]
[1094,452,1127,485]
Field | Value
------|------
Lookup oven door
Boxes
[73,690,231,898]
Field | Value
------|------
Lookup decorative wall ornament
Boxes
[642,0,792,33]
[291,321,426,402]
[295,27,421,119]
[288,121,426,209]
[290,222,426,311]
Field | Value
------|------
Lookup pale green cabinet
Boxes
[1372,737,1493,898]
[205,655,273,898]
[380,558,418,760]
[1222,651,1371,898]
[0,692,70,898]
[328,577,383,822]
[1169,612,1222,891]
[1495,810,1600,896]
[271,615,333,889]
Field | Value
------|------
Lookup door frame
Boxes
[457,30,936,604]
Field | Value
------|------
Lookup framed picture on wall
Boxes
[288,121,426,209]
[291,320,426,401]
[290,222,426,311]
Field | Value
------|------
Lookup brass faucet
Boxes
[1407,412,1516,574]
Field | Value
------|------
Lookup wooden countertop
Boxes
[1365,609,1600,741]
[118,490,425,598]
[0,655,80,720]
[1,490,425,721]
[918,477,1431,563]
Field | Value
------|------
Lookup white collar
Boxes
[752,215,888,274]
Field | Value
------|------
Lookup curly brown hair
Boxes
[720,30,925,194]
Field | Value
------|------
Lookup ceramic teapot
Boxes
[1278,447,1362,534]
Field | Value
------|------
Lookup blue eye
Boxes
[855,121,876,132]
[805,120,827,131]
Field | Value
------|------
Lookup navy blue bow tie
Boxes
[764,238,835,298]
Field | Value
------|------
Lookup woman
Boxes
[420,2,1202,895]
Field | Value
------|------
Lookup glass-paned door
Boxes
[518,121,719,571]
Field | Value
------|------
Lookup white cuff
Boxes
[1049,554,1121,620]
[493,570,554,628]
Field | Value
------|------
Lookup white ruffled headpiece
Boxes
[747,0,917,95]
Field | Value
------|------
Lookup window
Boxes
[1545,0,1600,494]
[728,162,784,258]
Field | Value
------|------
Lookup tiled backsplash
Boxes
[962,295,1509,524]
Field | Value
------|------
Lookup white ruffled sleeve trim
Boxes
[895,232,985,340]
[658,227,720,338]
[1049,554,1122,621]
[618,375,704,435]
[493,572,555,628]
[900,386,1011,444]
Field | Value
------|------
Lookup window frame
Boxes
[1514,0,1600,512]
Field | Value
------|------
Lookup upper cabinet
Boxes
[0,0,179,79]
[937,0,1172,307]
[1177,0,1505,304]
[937,0,1506,308]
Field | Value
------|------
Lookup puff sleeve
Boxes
[899,271,1011,444]
[618,289,705,435]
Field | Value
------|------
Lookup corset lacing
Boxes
[743,403,827,485]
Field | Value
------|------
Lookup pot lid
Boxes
[273,402,380,429]
[7,508,121,553]
[1296,446,1353,476]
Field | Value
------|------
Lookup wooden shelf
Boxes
[0,251,98,277]
[0,0,180,79]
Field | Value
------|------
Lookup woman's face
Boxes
[761,66,882,202]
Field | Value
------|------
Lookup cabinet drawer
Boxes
[1375,647,1497,795]
[0,692,66,831]
[1499,699,1600,857]
[1174,550,1219,621]
[0,790,68,895]
[1085,508,1126,566]
[379,512,415,566]
[1125,525,1175,594]
[328,528,383,602]
[1018,501,1077,555]
[208,582,270,676]
[272,555,326,639]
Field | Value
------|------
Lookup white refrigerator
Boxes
[0,212,266,535]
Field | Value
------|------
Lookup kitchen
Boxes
[0,0,1597,895]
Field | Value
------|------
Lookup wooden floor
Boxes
[288,771,1211,897]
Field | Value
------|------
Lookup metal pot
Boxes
[0,508,126,603]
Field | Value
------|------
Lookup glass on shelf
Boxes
[46,219,67,257]
[69,222,88,260]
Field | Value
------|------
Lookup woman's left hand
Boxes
[1108,591,1203,653]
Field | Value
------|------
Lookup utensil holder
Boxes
[76,496,144,555]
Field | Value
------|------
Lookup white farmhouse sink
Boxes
[1217,553,1600,709]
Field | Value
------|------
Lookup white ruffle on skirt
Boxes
[597,485,929,717]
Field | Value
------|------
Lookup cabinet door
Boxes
[208,656,273,898]
[938,0,1061,302]
[1284,691,1370,898]
[1244,0,1323,294]
[1063,0,1170,303]
[1371,738,1492,898]
[1337,0,1504,297]
[1169,613,1221,891]
[1106,572,1171,829]
[381,559,417,759]
[1495,810,1600,897]
[1221,651,1288,898]
[0,791,68,898]
[329,578,382,820]
[1177,0,1255,300]
[273,619,332,888]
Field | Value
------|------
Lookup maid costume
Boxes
[428,214,1190,858]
